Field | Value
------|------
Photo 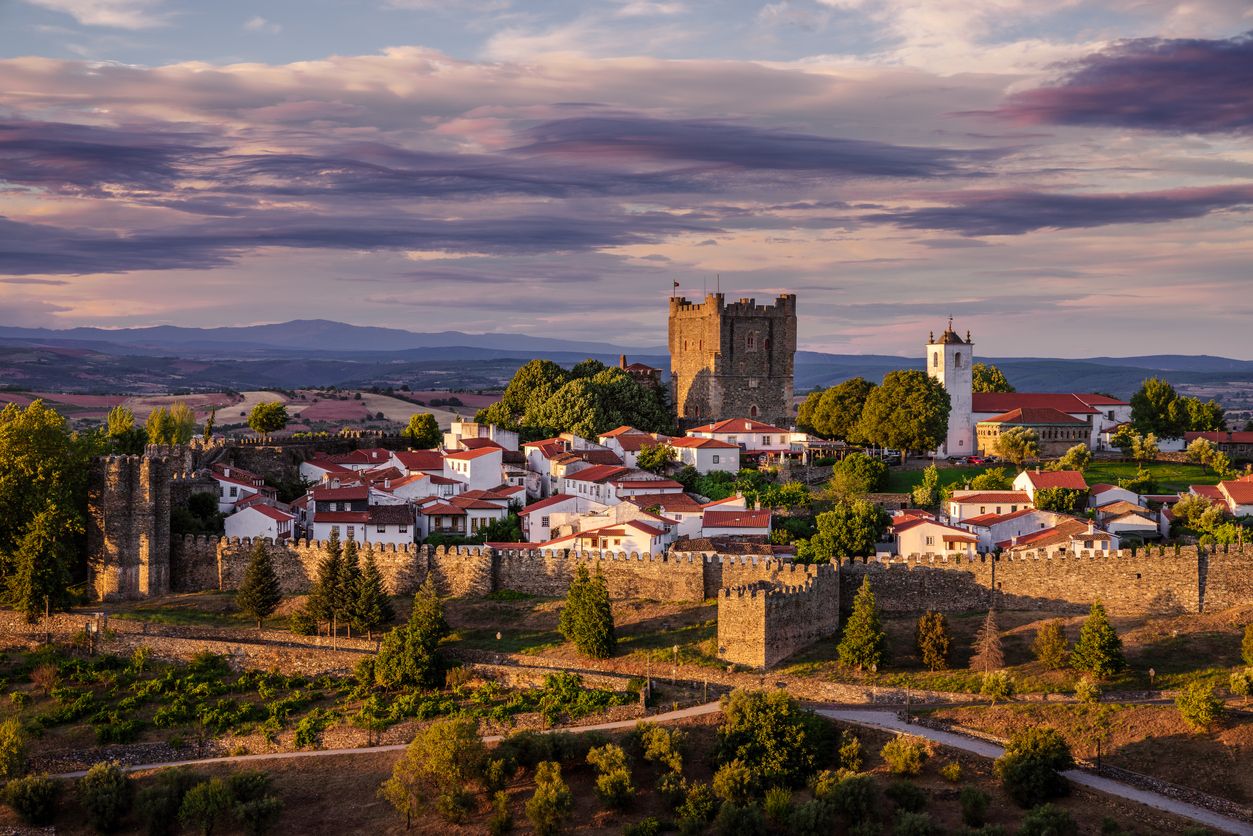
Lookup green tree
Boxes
[1185,397,1226,433]
[712,759,754,805]
[353,548,394,640]
[402,413,441,449]
[179,778,233,835]
[336,536,363,637]
[305,529,343,627]
[9,508,78,622]
[1032,621,1068,670]
[837,577,886,672]
[1055,444,1092,471]
[167,402,197,444]
[235,539,282,629]
[992,426,1040,468]
[1130,377,1183,437]
[857,370,950,462]
[374,576,449,689]
[79,761,132,833]
[1118,466,1158,495]
[3,773,57,825]
[526,761,573,836]
[477,359,571,430]
[637,442,675,474]
[1033,487,1087,515]
[247,402,289,439]
[796,500,886,563]
[0,718,26,782]
[798,377,876,440]
[586,744,634,809]
[827,452,887,502]
[202,408,215,441]
[915,610,950,671]
[1175,682,1223,732]
[105,405,146,454]
[972,363,1014,393]
[1069,601,1125,679]
[1019,804,1078,836]
[716,689,823,787]
[145,407,175,446]
[1243,623,1253,667]
[378,717,486,826]
[910,464,941,509]
[558,565,615,659]
[969,467,1012,491]
[994,727,1073,807]
[969,609,1004,673]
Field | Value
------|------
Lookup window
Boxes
[727,436,737,443]
[980,506,986,514]
[229,487,238,497]
[540,515,549,527]
[925,535,935,546]
[377,525,386,533]
[932,352,939,368]
[331,526,340,536]
[712,455,720,464]
[750,405,759,417]
[748,378,758,389]
[399,526,408,534]
[747,333,757,350]
[329,502,337,511]
[955,352,963,368]
[347,526,355,537]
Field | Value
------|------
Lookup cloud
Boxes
[995,31,1253,133]
[20,0,167,29]
[243,16,282,34]
[870,184,1253,235]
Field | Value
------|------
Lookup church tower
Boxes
[927,319,974,457]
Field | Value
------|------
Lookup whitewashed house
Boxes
[443,447,504,492]
[224,504,295,542]
[947,491,1032,523]
[669,436,739,475]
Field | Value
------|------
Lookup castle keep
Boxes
[669,293,797,428]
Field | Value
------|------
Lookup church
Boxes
[926,321,1131,458]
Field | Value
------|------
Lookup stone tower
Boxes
[927,319,974,457]
[86,453,173,601]
[669,293,797,428]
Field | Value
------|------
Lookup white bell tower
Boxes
[927,318,974,457]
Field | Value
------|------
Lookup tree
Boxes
[1187,437,1233,477]
[1185,397,1226,433]
[1055,444,1092,471]
[1033,487,1087,515]
[838,577,886,672]
[202,408,215,441]
[827,452,887,502]
[969,610,1004,673]
[476,359,571,430]
[558,565,615,659]
[1131,377,1184,437]
[374,576,449,689]
[0,717,26,782]
[9,508,77,622]
[1118,466,1157,495]
[798,377,876,440]
[336,537,363,637]
[1069,601,1125,679]
[105,405,146,454]
[1130,431,1159,463]
[910,465,941,509]
[353,548,394,640]
[526,762,573,836]
[378,717,486,826]
[995,727,1073,808]
[915,611,950,670]
[402,413,441,449]
[637,442,675,474]
[80,761,133,833]
[969,467,1012,491]
[305,529,343,628]
[992,426,1040,468]
[168,402,197,444]
[1176,682,1223,732]
[1243,623,1253,667]
[1032,621,1068,670]
[972,363,1014,393]
[247,402,289,438]
[586,744,634,809]
[716,689,823,787]
[857,370,950,462]
[795,501,886,563]
[235,539,282,629]
[145,407,175,446]
[179,778,234,835]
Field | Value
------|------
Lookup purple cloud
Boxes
[871,185,1253,236]
[996,32,1253,134]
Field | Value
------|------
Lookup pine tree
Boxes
[306,529,343,629]
[236,539,282,628]
[10,508,75,623]
[1070,601,1125,679]
[915,610,950,671]
[337,536,363,638]
[558,565,615,659]
[353,548,394,640]
[1032,620,1069,670]
[837,577,886,672]
[375,576,449,689]
[969,610,1004,673]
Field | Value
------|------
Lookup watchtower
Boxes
[927,318,974,457]
[87,453,174,601]
[668,293,797,428]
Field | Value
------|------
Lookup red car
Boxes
[967,456,988,465]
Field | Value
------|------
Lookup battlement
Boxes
[717,562,839,668]
[669,293,796,318]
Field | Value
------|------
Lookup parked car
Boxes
[967,455,987,465]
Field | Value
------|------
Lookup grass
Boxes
[883,460,1223,494]
[616,617,722,668]
[450,626,564,655]
[884,465,990,493]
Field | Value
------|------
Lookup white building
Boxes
[390,449,446,476]
[669,436,739,474]
[1012,469,1089,502]
[687,419,791,454]
[210,464,274,514]
[927,320,975,458]
[443,447,504,492]
[624,492,706,538]
[958,508,1062,552]
[518,494,600,542]
[892,517,979,557]
[947,491,1032,523]
[444,420,519,452]
[547,519,670,554]
[224,504,295,542]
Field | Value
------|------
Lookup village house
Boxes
[209,463,276,515]
[389,449,446,476]
[298,455,356,484]
[958,508,1062,552]
[700,509,773,539]
[970,392,1130,450]
[224,504,295,542]
[1184,431,1253,462]
[518,494,602,542]
[1013,469,1089,502]
[947,490,1032,523]
[443,446,504,492]
[976,407,1090,459]
[1003,517,1118,555]
[443,420,520,452]
[1088,484,1141,509]
[624,492,706,538]
[546,519,670,554]
[669,436,740,474]
[891,516,979,556]
[687,418,792,458]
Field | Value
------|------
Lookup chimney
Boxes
[619,354,627,369]
[223,467,231,477]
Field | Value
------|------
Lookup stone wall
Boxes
[1199,544,1253,611]
[87,455,175,601]
[717,564,839,668]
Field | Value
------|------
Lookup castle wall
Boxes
[1199,546,1253,612]
[88,455,173,601]
[717,564,839,668]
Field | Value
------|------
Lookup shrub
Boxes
[712,759,755,805]
[811,769,839,799]
[483,758,512,794]
[788,798,836,836]
[915,611,951,671]
[80,761,132,833]
[886,780,927,812]
[179,778,234,835]
[488,790,513,836]
[293,709,332,750]
[1243,623,1253,667]
[625,817,661,836]
[586,744,634,809]
[830,773,877,824]
[1032,621,1069,670]
[288,609,317,635]
[981,670,1015,704]
[656,769,686,807]
[994,727,1073,807]
[1074,675,1101,704]
[1230,668,1253,702]
[880,735,929,776]
[1019,803,1079,836]
[714,801,765,835]
[895,810,937,836]
[763,785,792,823]
[0,717,26,782]
[637,722,685,773]
[676,782,717,834]
[716,689,825,787]
[525,762,572,836]
[839,731,864,771]
[3,773,58,825]
[235,795,283,836]
[959,785,990,826]
[1069,602,1125,679]
[434,787,474,823]
[135,768,197,836]
[379,717,486,824]
[940,762,962,783]
[1176,682,1224,732]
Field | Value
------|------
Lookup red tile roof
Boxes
[563,464,631,484]
[612,435,664,453]
[951,491,1031,504]
[972,393,1100,415]
[1190,485,1223,500]
[599,426,640,438]
[962,508,1038,527]
[688,418,789,434]
[460,437,505,451]
[420,502,466,516]
[981,407,1086,425]
[1021,470,1089,491]
[703,509,772,529]
[314,511,370,523]
[1221,479,1253,504]
[392,450,445,471]
[670,436,739,449]
[244,504,295,522]
[625,493,705,513]
[1185,431,1253,444]
[614,478,684,490]
[369,505,415,526]
[445,447,502,461]
[576,449,626,465]
[521,493,579,515]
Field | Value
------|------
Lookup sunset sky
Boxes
[1,1,1250,356]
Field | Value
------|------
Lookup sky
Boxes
[0,0,1251,358]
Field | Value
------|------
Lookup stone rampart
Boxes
[87,455,173,601]
[716,564,839,668]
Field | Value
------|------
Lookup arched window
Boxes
[750,405,760,417]
[954,352,963,368]
[932,352,939,368]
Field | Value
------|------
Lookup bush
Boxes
[0,717,26,782]
[895,810,937,836]
[624,817,661,836]
[959,785,990,826]
[981,670,1015,704]
[1230,668,1253,701]
[810,769,839,799]
[915,611,951,671]
[3,773,58,825]
[1074,675,1101,704]
[288,609,317,635]
[788,798,836,835]
[1032,621,1069,670]
[656,769,686,807]
[525,762,572,836]
[379,716,487,823]
[763,785,792,823]
[880,735,929,776]
[136,768,197,836]
[714,801,765,835]
[235,795,283,836]
[488,790,513,836]
[1176,682,1224,732]
[994,727,1073,807]
[1243,623,1253,667]
[885,780,927,812]
[1019,803,1079,836]
[839,731,864,771]
[712,759,755,805]
[676,782,717,834]
[830,773,877,824]
[80,761,132,832]
[637,722,685,773]
[716,689,825,787]
[940,762,962,783]
[1069,602,1125,679]
[179,777,234,835]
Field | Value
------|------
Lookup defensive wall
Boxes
[716,564,840,669]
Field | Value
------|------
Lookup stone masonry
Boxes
[87,455,174,601]
[669,293,797,428]
[717,563,840,668]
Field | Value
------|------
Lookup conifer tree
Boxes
[375,576,449,689]
[915,610,951,671]
[1032,620,1069,670]
[236,539,282,628]
[558,565,616,659]
[306,528,343,630]
[337,536,363,637]
[837,577,886,672]
[353,547,394,640]
[969,610,1004,673]
[1069,601,1125,679]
